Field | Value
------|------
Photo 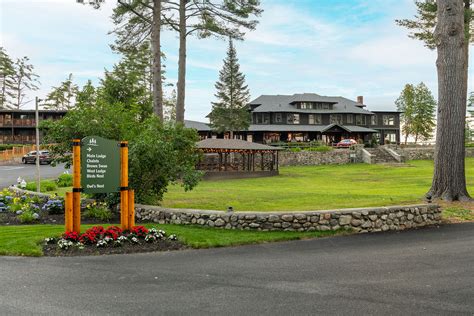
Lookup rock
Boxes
[318,225,331,231]
[281,222,291,228]
[381,225,389,231]
[273,223,282,228]
[245,214,256,220]
[352,212,362,219]
[249,223,260,228]
[214,219,225,227]
[294,214,306,220]
[310,216,319,223]
[368,215,378,221]
[351,219,362,227]
[207,220,215,227]
[361,221,372,229]
[329,219,338,226]
[281,215,293,222]
[339,215,352,225]
[268,215,280,222]
[374,219,383,228]
[225,223,232,229]
[319,219,329,225]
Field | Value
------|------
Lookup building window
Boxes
[275,113,282,123]
[371,115,378,125]
[330,114,343,124]
[287,113,300,124]
[263,113,270,124]
[309,114,322,124]
[356,115,367,125]
[323,103,329,110]
[383,115,395,126]
[346,114,353,124]
[385,132,397,143]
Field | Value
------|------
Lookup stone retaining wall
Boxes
[391,147,474,161]
[136,204,441,233]
[279,149,351,166]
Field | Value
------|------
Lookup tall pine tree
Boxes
[0,47,16,109]
[209,39,250,139]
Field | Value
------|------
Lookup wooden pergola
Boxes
[196,139,281,179]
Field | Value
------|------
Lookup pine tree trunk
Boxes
[414,133,418,144]
[151,0,163,120]
[176,0,186,124]
[404,132,408,145]
[428,0,470,201]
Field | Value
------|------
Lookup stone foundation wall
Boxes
[136,204,441,233]
[279,149,351,166]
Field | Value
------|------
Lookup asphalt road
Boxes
[0,223,473,315]
[0,163,67,188]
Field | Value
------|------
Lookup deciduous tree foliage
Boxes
[209,39,250,138]
[396,83,436,144]
[42,48,202,203]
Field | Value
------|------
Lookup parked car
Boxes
[22,151,52,164]
[336,139,358,148]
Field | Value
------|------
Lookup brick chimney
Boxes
[357,96,364,104]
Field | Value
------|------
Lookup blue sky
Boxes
[2,0,473,121]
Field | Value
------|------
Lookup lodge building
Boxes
[198,93,401,145]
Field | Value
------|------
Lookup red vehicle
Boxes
[336,139,357,148]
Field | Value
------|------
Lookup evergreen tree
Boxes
[0,47,16,109]
[398,0,472,201]
[164,88,177,122]
[9,56,40,109]
[44,73,79,110]
[209,39,250,138]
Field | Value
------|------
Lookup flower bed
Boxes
[43,225,183,256]
[0,189,120,225]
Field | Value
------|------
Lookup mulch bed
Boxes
[43,239,185,257]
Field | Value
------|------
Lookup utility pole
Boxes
[35,96,41,193]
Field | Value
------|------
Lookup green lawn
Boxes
[162,159,474,211]
[0,224,342,257]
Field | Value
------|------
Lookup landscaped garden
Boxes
[162,159,474,211]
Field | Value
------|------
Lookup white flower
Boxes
[118,236,127,242]
[96,240,108,248]
[58,239,74,250]
[130,237,139,244]
[104,236,113,243]
[168,234,177,241]
[145,234,156,242]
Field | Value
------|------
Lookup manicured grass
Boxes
[443,207,474,222]
[0,224,343,257]
[163,159,474,211]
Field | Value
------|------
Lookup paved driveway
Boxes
[0,163,67,189]
[0,223,473,315]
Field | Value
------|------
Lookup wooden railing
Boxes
[0,144,41,162]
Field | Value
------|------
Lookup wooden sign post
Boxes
[65,137,135,233]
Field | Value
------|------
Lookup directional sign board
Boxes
[81,136,120,194]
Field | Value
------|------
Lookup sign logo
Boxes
[88,138,98,146]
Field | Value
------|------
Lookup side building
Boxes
[0,110,66,144]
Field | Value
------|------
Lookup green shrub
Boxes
[306,146,332,152]
[56,173,73,187]
[25,180,58,192]
[18,211,37,224]
[0,144,14,152]
[83,202,113,221]
[289,147,302,152]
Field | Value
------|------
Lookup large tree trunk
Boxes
[176,0,186,124]
[151,0,163,120]
[428,0,470,201]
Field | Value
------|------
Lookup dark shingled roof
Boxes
[185,120,212,131]
[197,139,281,151]
[248,93,373,115]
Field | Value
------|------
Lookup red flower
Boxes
[130,226,148,237]
[86,226,105,236]
[104,229,119,240]
[106,226,123,235]
[79,231,98,244]
[63,231,80,242]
